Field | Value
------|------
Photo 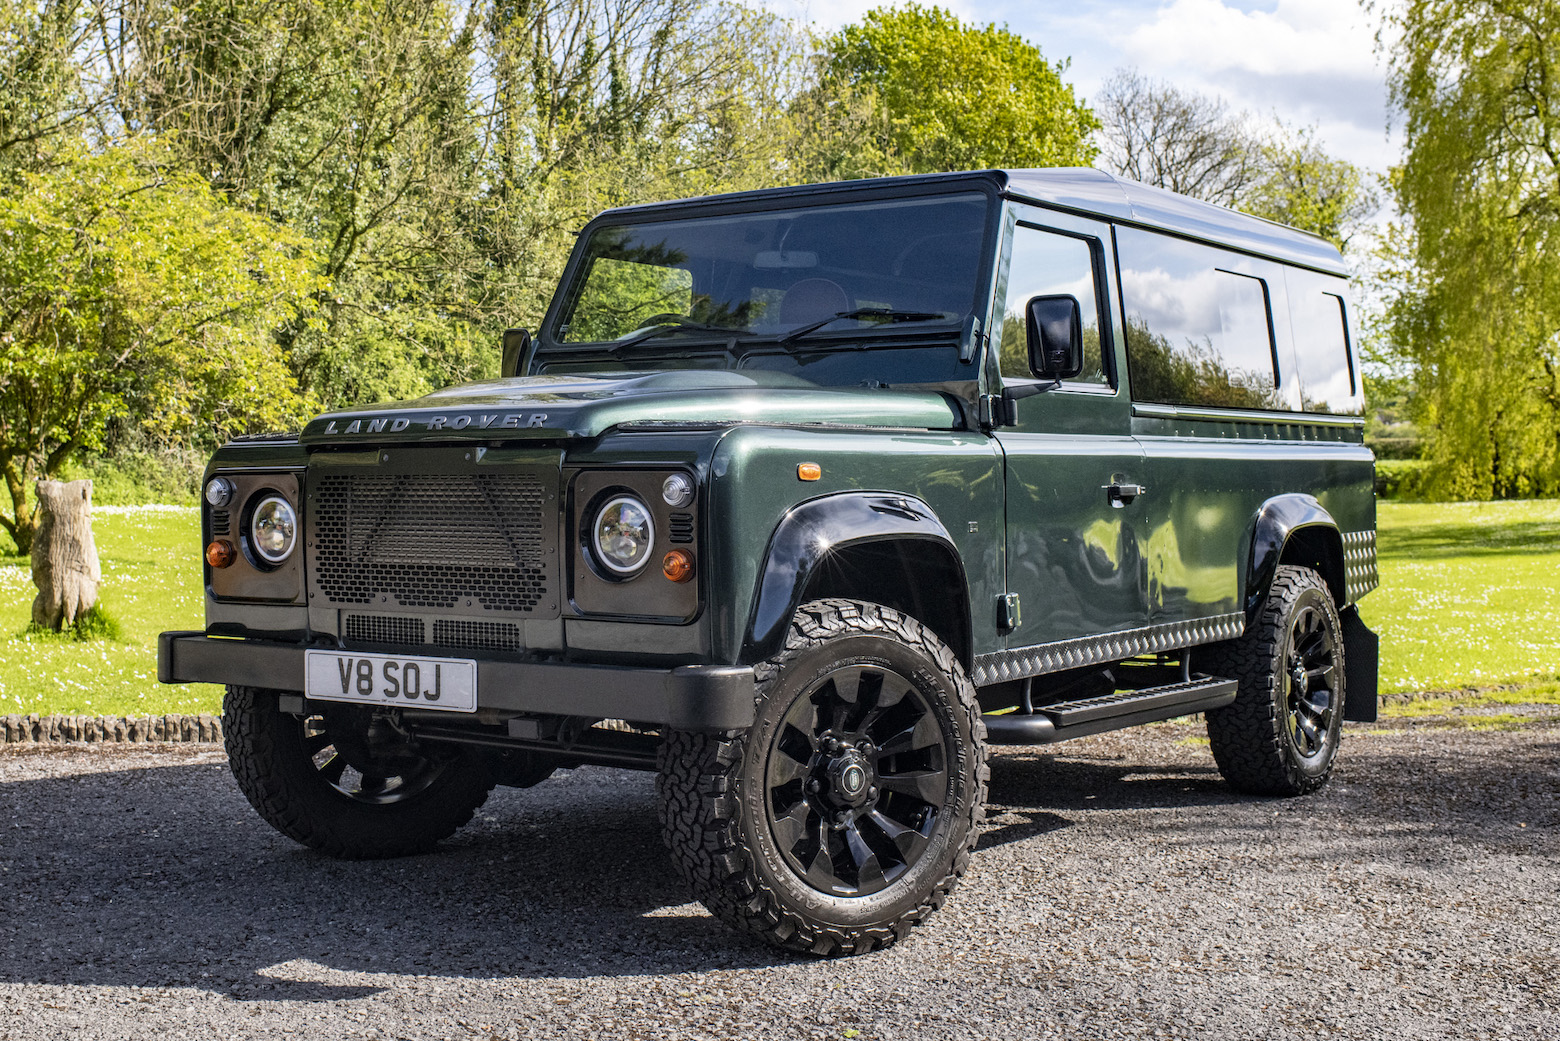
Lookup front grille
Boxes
[346,614,425,646]
[312,471,554,613]
[433,619,523,652]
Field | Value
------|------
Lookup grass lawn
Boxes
[1361,499,1560,694]
[0,506,217,717]
[0,498,1557,716]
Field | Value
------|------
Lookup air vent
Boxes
[211,510,231,536]
[669,512,694,544]
[312,471,553,612]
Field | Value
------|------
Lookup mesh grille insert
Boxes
[313,472,553,612]
[432,619,523,652]
[345,615,426,646]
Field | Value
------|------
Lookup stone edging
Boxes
[1,714,222,745]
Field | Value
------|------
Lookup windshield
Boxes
[553,192,991,346]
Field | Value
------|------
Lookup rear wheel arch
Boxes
[1246,494,1347,624]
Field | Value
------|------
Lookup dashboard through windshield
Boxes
[553,193,991,348]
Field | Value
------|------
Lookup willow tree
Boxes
[1382,0,1560,498]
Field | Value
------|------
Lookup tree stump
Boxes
[31,479,101,630]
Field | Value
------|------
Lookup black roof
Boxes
[597,168,1348,277]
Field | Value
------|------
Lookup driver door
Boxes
[993,209,1149,651]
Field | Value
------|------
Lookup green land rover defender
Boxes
[160,169,1380,956]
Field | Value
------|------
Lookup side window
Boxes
[999,225,1109,385]
[1284,268,1363,415]
[1117,226,1285,410]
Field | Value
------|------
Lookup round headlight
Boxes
[250,495,297,564]
[592,495,655,575]
[661,473,695,508]
[205,477,234,508]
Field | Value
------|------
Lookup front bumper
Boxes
[157,631,756,731]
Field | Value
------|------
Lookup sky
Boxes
[759,0,1400,177]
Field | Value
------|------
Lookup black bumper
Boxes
[157,631,756,731]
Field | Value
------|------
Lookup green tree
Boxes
[1378,0,1560,498]
[93,0,490,407]
[817,4,1098,177]
[472,0,810,332]
[0,0,99,181]
[1243,127,1380,253]
[0,140,321,551]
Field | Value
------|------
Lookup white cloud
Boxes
[755,0,1399,173]
[1121,0,1378,79]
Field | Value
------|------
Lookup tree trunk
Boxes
[2,455,38,555]
[31,479,100,631]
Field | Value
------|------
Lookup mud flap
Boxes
[1340,605,1379,722]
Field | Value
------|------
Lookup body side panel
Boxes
[707,426,1005,666]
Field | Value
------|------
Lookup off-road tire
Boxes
[656,599,987,956]
[1202,565,1346,796]
[223,685,496,859]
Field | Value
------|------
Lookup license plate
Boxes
[304,650,477,713]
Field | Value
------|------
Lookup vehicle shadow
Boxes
[0,760,791,1001]
[975,743,1239,849]
[2,745,1241,999]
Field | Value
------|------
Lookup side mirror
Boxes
[501,328,532,378]
[1026,295,1083,380]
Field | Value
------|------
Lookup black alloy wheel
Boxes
[657,599,987,956]
[764,664,950,897]
[1282,600,1339,761]
[1204,565,1347,796]
[301,707,449,806]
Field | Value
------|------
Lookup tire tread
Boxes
[1202,566,1343,796]
[655,599,987,956]
[223,685,494,859]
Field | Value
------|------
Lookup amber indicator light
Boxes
[797,462,822,481]
[662,549,696,583]
[206,539,237,569]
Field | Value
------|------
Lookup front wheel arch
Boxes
[742,492,972,668]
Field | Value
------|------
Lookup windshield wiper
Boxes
[608,317,751,352]
[777,308,948,348]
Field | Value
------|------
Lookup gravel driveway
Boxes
[1,716,1556,1040]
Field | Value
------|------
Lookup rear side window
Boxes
[1117,227,1285,410]
[1284,268,1362,415]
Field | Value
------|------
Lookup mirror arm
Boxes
[995,379,1060,426]
[1007,380,1059,401]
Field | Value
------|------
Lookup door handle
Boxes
[1105,482,1145,506]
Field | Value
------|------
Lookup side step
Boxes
[982,676,1239,745]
